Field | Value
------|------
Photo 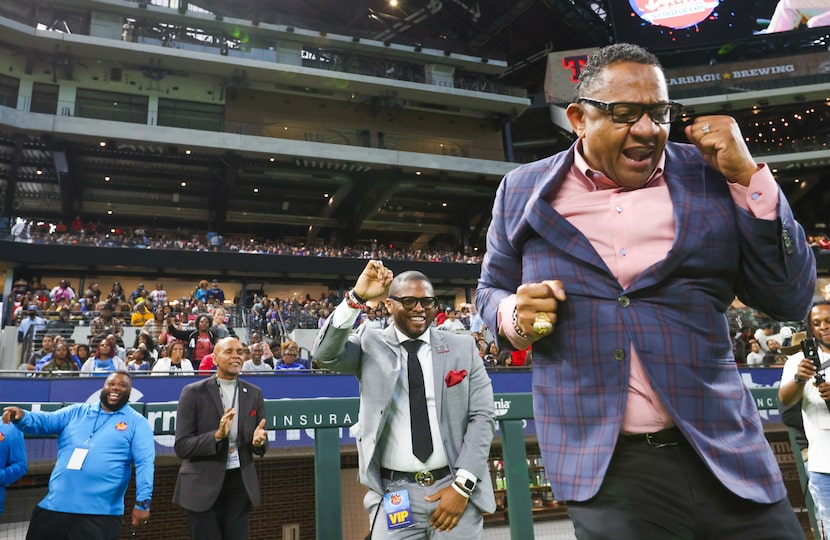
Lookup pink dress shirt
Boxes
[499,143,779,433]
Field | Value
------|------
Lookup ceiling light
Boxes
[35,169,43,175]
[99,141,107,147]
[180,181,187,187]
[253,188,259,193]
[104,176,111,182]
[185,149,192,155]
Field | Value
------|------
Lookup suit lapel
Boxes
[429,329,447,423]
[522,147,614,275]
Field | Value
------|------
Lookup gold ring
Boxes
[701,123,710,136]
[532,312,553,336]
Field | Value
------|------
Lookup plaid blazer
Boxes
[477,141,816,503]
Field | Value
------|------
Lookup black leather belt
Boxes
[619,426,687,448]
[380,466,451,487]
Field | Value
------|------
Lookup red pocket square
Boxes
[249,409,257,417]
[445,370,468,388]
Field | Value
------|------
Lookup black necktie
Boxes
[402,340,432,462]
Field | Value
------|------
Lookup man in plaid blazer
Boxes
[477,43,816,538]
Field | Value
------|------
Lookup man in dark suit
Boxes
[173,337,268,540]
[476,43,816,538]
[313,261,495,539]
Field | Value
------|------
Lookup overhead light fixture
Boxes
[35,169,43,175]
[104,176,111,182]
[184,149,192,155]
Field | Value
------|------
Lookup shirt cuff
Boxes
[330,298,361,329]
[498,295,534,350]
[728,163,779,220]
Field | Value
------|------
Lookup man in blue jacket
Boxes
[2,371,154,539]
[0,421,27,515]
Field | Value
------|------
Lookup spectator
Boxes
[193,280,209,303]
[242,343,273,373]
[129,283,146,305]
[746,341,765,366]
[206,280,226,305]
[152,342,194,376]
[134,332,158,362]
[74,344,90,368]
[131,301,154,327]
[438,309,467,333]
[45,306,74,339]
[167,314,216,367]
[0,422,27,516]
[148,282,167,306]
[143,307,166,343]
[210,307,236,339]
[81,337,128,376]
[2,372,154,538]
[733,325,754,363]
[35,340,81,377]
[468,304,485,334]
[18,305,46,344]
[260,341,277,368]
[276,341,309,370]
[764,339,788,365]
[22,333,54,371]
[198,353,216,373]
[755,323,776,353]
[127,348,152,372]
[49,279,76,304]
[108,282,126,304]
[89,304,124,344]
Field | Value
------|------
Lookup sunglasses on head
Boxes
[389,296,436,310]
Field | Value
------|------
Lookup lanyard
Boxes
[88,406,116,442]
[216,377,238,410]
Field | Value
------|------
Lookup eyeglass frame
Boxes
[576,97,683,124]
[388,296,436,310]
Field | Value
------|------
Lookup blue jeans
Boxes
[809,471,830,539]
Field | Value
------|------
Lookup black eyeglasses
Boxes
[577,97,682,124]
[389,296,436,310]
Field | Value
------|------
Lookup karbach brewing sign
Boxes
[630,0,721,28]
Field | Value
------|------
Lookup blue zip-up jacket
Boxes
[0,423,27,514]
[16,403,154,515]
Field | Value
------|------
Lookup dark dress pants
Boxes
[187,468,252,540]
[26,506,121,540]
[566,438,804,540]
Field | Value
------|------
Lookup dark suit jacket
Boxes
[477,141,816,503]
[173,375,267,512]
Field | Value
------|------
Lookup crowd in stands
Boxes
[2,217,483,264]
[9,273,532,376]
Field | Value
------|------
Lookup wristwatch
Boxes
[794,373,805,384]
[456,477,476,494]
[135,499,151,511]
